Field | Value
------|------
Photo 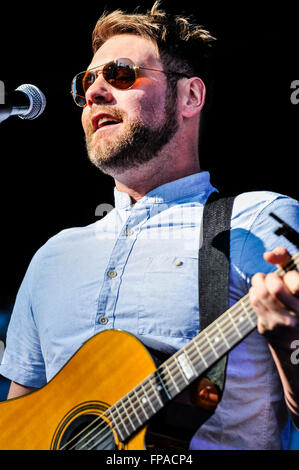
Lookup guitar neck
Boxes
[107,252,299,442]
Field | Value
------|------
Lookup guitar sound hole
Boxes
[58,414,117,450]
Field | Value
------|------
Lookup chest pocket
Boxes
[138,255,199,339]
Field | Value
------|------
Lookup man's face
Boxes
[81,34,179,175]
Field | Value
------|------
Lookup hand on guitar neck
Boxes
[250,246,299,339]
[249,246,299,429]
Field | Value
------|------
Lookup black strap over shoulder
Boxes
[198,191,235,396]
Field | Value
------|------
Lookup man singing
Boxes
[1,2,298,449]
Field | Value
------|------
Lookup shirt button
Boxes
[125,229,134,236]
[99,316,108,325]
[107,270,117,278]
[173,259,183,267]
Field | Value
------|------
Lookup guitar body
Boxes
[0,330,157,450]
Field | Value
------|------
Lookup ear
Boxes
[179,77,206,119]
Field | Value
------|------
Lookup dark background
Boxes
[0,0,298,448]
[0,1,298,308]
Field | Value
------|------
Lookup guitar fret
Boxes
[228,310,242,338]
[205,326,227,357]
[155,370,172,401]
[162,362,180,395]
[127,392,143,426]
[241,301,256,327]
[174,355,189,385]
[194,340,209,368]
[113,404,127,441]
[204,330,219,359]
[140,382,156,414]
[148,377,164,408]
[185,347,199,375]
[119,397,136,433]
[133,388,149,421]
[215,321,230,348]
[177,350,196,381]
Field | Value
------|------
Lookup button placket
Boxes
[95,206,148,331]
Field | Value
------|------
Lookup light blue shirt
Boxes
[0,171,298,449]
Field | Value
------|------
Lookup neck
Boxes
[114,152,201,203]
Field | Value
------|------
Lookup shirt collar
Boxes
[114,171,214,209]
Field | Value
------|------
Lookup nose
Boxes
[85,75,115,107]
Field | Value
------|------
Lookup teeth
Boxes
[98,117,119,128]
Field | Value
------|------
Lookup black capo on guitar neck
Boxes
[270,212,299,250]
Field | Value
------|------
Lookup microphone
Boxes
[0,84,46,123]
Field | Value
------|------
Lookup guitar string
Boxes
[61,255,299,449]
[62,295,257,450]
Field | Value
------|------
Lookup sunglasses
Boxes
[71,57,190,107]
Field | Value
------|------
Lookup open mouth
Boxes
[92,113,123,132]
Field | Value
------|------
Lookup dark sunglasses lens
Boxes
[82,71,96,93]
[72,71,96,106]
[103,60,136,89]
[74,95,86,107]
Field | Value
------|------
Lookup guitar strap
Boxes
[198,191,235,398]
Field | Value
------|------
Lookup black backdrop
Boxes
[0,1,298,309]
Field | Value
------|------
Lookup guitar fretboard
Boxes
[107,253,299,442]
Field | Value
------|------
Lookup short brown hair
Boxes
[92,2,216,85]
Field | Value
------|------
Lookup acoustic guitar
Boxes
[0,253,297,450]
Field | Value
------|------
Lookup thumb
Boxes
[263,246,291,267]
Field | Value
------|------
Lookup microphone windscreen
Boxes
[15,84,46,120]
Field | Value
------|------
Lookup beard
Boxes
[84,86,179,175]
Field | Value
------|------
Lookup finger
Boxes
[250,274,298,330]
[252,295,297,333]
[251,273,285,312]
[265,272,299,313]
[257,313,298,335]
[283,271,299,297]
[263,246,291,267]
[252,292,297,332]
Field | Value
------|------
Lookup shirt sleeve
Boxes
[0,251,47,388]
[240,195,299,282]
[229,193,299,306]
